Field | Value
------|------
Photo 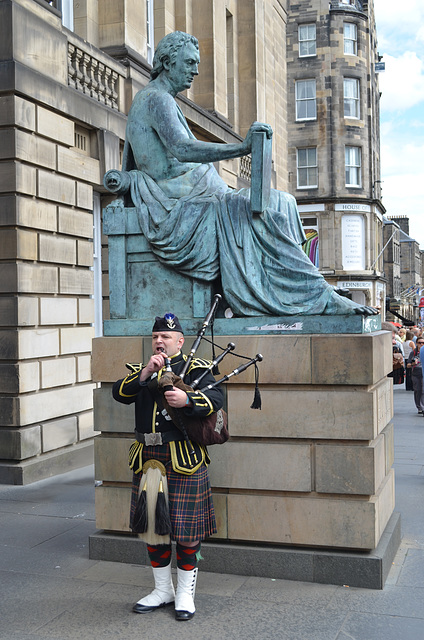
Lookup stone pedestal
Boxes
[90,329,399,587]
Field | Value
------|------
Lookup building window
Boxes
[297,147,318,188]
[344,78,360,118]
[295,80,317,121]
[48,0,73,30]
[345,146,362,187]
[298,24,316,57]
[344,23,357,55]
[146,0,154,65]
[301,218,319,267]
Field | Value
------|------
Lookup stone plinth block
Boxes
[92,337,143,383]
[92,332,391,386]
[90,512,401,589]
[221,470,394,550]
[93,386,135,433]
[95,485,132,532]
[315,435,385,495]
[227,377,392,440]
[94,435,133,483]
[208,442,312,492]
[311,331,392,386]
[383,422,395,474]
[92,335,217,383]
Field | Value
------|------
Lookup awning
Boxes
[385,304,415,327]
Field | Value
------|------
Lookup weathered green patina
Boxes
[103,31,379,334]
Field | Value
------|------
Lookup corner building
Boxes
[0,0,384,483]
[286,0,385,311]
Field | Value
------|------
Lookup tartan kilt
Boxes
[130,443,217,543]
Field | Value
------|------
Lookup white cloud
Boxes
[381,139,424,177]
[374,0,424,249]
[374,0,424,34]
[417,26,424,44]
[379,52,424,111]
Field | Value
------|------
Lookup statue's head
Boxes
[151,31,199,80]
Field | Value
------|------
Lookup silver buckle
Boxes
[144,432,163,446]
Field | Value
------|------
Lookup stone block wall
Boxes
[92,330,395,551]
[0,92,98,483]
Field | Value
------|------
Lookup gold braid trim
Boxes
[186,357,212,374]
[170,440,210,475]
[128,440,211,476]
[128,441,144,474]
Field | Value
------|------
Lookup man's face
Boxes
[167,42,200,92]
[152,331,184,357]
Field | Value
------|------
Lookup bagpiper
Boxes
[112,313,223,621]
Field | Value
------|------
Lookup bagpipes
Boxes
[157,293,264,452]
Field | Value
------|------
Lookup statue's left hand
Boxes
[251,122,273,138]
[242,122,273,153]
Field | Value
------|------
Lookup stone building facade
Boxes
[384,215,423,324]
[0,0,386,484]
[286,0,385,311]
[382,217,401,302]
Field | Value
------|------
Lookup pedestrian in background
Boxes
[403,330,415,391]
[407,338,424,414]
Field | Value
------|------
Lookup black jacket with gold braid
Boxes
[112,351,223,441]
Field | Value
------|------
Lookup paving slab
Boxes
[336,611,424,640]
[395,548,424,587]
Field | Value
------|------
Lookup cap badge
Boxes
[165,313,176,329]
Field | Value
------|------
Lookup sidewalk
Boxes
[0,385,423,640]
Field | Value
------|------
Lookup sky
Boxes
[373,0,424,249]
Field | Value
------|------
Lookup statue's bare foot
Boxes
[353,305,379,316]
[324,291,379,316]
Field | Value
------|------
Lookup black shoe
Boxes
[133,601,173,614]
[175,609,195,621]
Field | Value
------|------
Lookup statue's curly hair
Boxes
[150,31,199,80]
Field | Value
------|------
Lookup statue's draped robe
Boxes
[126,107,335,316]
